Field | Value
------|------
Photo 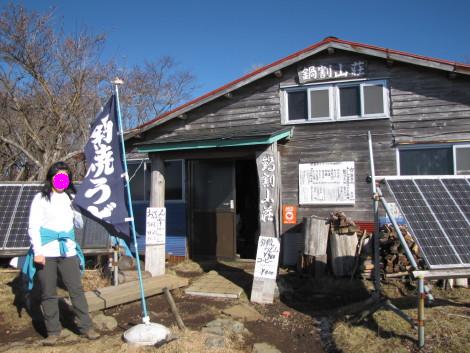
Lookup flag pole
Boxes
[112,77,150,324]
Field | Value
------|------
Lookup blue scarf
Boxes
[21,227,85,290]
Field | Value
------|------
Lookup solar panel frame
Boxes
[385,176,470,269]
[0,184,24,250]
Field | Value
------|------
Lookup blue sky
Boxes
[16,0,470,99]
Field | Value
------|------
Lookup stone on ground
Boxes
[92,313,118,331]
[222,303,263,322]
[204,334,225,348]
[252,342,282,353]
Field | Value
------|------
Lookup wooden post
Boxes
[303,216,329,276]
[147,153,166,276]
[163,287,186,331]
[251,143,281,304]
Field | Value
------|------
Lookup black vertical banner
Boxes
[73,95,130,240]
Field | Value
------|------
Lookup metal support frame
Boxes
[367,131,422,345]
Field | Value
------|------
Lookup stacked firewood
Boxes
[380,224,424,275]
[328,211,360,234]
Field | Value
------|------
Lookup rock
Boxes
[202,326,225,336]
[252,342,282,353]
[205,334,225,348]
[222,303,263,322]
[92,313,118,331]
[204,318,249,335]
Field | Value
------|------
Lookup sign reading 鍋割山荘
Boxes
[253,236,280,280]
[298,61,367,84]
[146,207,166,245]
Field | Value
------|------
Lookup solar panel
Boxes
[386,177,470,269]
[0,185,23,249]
[6,184,41,249]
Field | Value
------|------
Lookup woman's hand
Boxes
[34,255,46,265]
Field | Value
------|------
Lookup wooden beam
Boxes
[78,275,188,312]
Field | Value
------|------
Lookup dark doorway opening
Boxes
[235,159,259,259]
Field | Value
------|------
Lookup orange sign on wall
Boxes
[282,205,297,224]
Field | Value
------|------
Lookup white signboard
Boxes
[298,61,367,83]
[146,207,166,245]
[299,161,355,205]
[253,236,280,280]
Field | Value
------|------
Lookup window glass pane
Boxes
[339,86,360,117]
[363,84,384,114]
[287,91,307,120]
[456,147,470,175]
[400,148,453,175]
[309,89,330,118]
[165,160,183,200]
[128,163,145,200]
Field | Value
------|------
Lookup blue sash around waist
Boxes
[21,227,85,290]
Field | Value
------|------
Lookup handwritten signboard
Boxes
[253,236,280,280]
[146,207,166,245]
[298,61,367,84]
[299,161,355,205]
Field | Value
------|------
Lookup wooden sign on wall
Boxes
[298,61,367,84]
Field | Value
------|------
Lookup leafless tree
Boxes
[119,57,197,130]
[0,3,110,180]
[0,3,197,181]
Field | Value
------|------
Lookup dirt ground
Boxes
[0,260,469,353]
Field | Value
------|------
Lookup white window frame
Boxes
[282,79,389,124]
[307,85,335,122]
[361,81,389,118]
[453,144,470,175]
[164,159,186,203]
[397,143,470,176]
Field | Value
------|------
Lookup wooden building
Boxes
[125,37,470,263]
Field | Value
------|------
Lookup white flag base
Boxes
[123,321,171,346]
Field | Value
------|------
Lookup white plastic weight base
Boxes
[123,322,171,346]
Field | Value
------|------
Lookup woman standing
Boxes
[25,161,99,345]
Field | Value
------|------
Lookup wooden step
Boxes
[76,274,188,312]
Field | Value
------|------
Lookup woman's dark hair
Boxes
[41,161,76,200]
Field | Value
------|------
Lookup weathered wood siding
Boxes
[141,76,281,142]
[389,68,470,143]
[128,48,470,233]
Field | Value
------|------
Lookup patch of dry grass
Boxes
[0,327,247,353]
[0,271,32,331]
[170,260,204,275]
[333,282,470,353]
[81,270,111,292]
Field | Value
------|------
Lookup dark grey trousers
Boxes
[36,256,92,336]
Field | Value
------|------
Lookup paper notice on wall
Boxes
[299,161,355,205]
[253,236,280,280]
